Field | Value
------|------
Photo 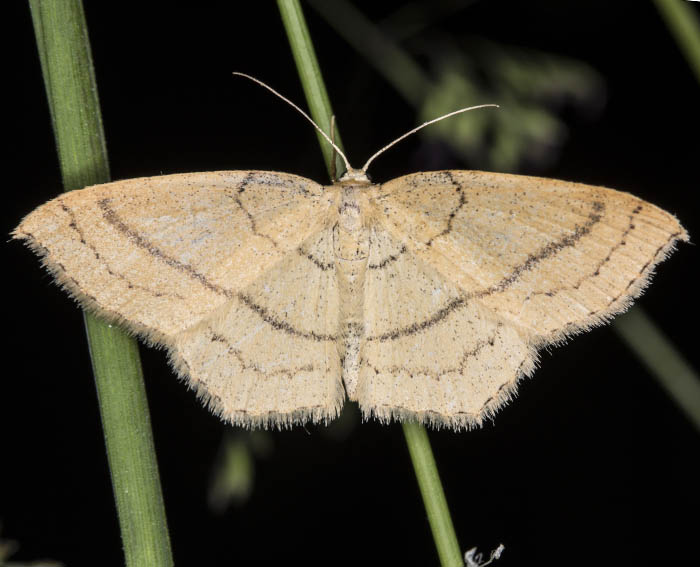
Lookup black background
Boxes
[6,2,699,566]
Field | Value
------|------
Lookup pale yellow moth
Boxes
[14,75,687,430]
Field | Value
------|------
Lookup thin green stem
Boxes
[635,2,700,433]
[307,0,431,105]
[276,2,463,565]
[277,0,346,178]
[615,308,700,432]
[653,0,700,84]
[28,2,173,566]
[403,423,464,567]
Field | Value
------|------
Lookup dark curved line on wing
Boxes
[99,198,234,298]
[297,247,334,271]
[237,293,337,342]
[472,201,605,298]
[367,296,467,342]
[368,244,407,269]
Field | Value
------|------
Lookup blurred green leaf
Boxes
[417,40,604,170]
[311,1,604,171]
[0,524,63,567]
[208,431,274,511]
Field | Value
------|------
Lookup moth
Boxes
[14,75,687,429]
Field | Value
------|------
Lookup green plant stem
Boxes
[277,2,463,565]
[615,308,700,432]
[307,0,430,105]
[277,0,346,178]
[653,0,700,84]
[28,2,173,566]
[403,423,464,567]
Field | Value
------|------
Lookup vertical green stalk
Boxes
[653,0,700,84]
[307,0,430,105]
[644,0,700,433]
[277,0,346,178]
[615,308,700,431]
[277,2,463,565]
[403,423,464,567]
[28,2,173,566]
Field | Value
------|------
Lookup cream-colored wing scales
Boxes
[172,227,342,427]
[374,171,687,343]
[356,228,534,429]
[13,171,334,343]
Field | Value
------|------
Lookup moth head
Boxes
[338,168,372,186]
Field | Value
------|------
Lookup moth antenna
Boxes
[233,72,352,173]
[361,104,500,173]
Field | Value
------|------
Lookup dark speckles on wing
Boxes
[237,293,336,342]
[297,246,334,271]
[367,296,467,342]
[99,198,234,298]
[368,244,407,270]
[58,198,185,299]
[473,200,606,297]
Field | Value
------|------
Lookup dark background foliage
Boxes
[6,2,699,566]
